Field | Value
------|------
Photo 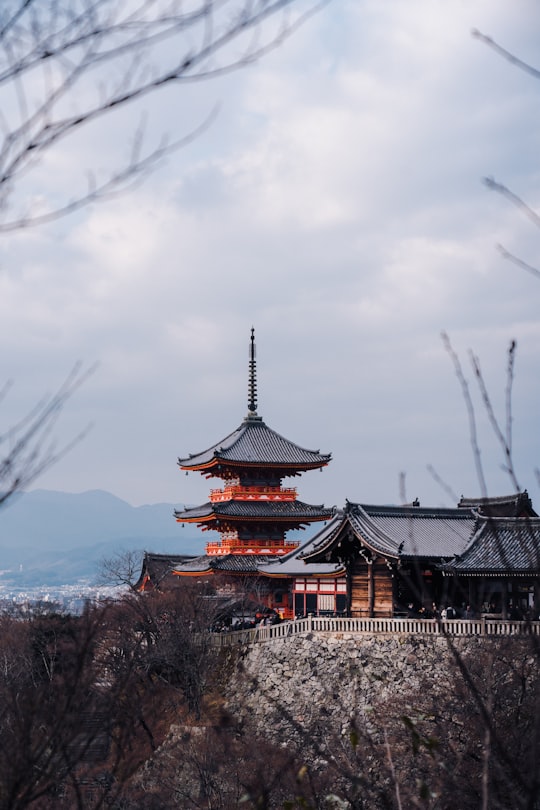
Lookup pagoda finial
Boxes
[248,327,258,415]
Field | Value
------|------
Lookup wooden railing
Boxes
[209,615,540,648]
[209,485,297,502]
[206,539,299,556]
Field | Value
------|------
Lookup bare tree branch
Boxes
[98,549,144,591]
[474,33,540,279]
[0,0,328,230]
[483,178,540,229]
[0,362,95,508]
[443,334,522,496]
[497,244,540,281]
[442,331,488,498]
[426,463,459,504]
[470,340,520,491]
[472,29,540,81]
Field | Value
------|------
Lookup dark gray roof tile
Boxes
[172,554,276,574]
[457,491,537,518]
[175,500,334,522]
[446,517,540,574]
[178,416,331,470]
[303,503,476,561]
[353,504,476,558]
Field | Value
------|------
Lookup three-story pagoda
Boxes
[174,329,333,557]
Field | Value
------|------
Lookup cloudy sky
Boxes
[1,0,539,516]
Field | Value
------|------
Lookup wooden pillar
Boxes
[346,561,353,618]
[368,561,374,618]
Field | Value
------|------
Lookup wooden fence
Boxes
[210,615,540,648]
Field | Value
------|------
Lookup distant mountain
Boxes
[0,489,204,587]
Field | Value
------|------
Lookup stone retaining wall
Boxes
[223,630,535,745]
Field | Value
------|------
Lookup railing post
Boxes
[308,613,313,632]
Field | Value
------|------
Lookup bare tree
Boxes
[0,585,228,809]
[0,607,144,810]
[0,363,93,509]
[473,29,540,279]
[0,0,325,231]
[99,549,145,592]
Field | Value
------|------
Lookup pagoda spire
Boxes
[247,327,258,416]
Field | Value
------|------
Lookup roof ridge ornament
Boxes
[247,326,258,417]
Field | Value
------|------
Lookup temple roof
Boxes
[135,552,196,590]
[178,415,331,474]
[457,490,538,518]
[443,516,540,575]
[258,514,346,577]
[171,553,277,576]
[302,502,477,562]
[350,503,476,558]
[174,499,334,524]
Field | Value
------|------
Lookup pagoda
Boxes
[173,329,333,557]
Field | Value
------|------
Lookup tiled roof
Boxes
[445,517,540,574]
[259,514,346,576]
[303,503,476,561]
[169,554,215,574]
[457,491,538,518]
[172,554,276,574]
[178,415,331,471]
[352,503,476,558]
[135,552,195,588]
[175,500,334,522]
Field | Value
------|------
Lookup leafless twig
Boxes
[0,362,96,508]
[0,0,327,230]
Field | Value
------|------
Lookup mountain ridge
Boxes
[0,489,204,587]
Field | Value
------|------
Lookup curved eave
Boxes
[260,569,297,579]
[442,569,540,577]
[220,570,268,577]
[261,565,346,579]
[226,512,331,524]
[175,502,333,523]
[400,554,453,563]
[173,567,214,577]
[179,458,330,474]
[175,513,216,525]
[177,513,331,525]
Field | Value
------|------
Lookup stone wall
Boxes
[223,630,535,745]
[134,630,538,807]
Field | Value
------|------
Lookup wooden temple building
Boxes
[137,333,540,621]
[260,493,540,619]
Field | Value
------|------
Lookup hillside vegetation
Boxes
[1,586,538,809]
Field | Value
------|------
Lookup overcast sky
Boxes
[1,0,539,515]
